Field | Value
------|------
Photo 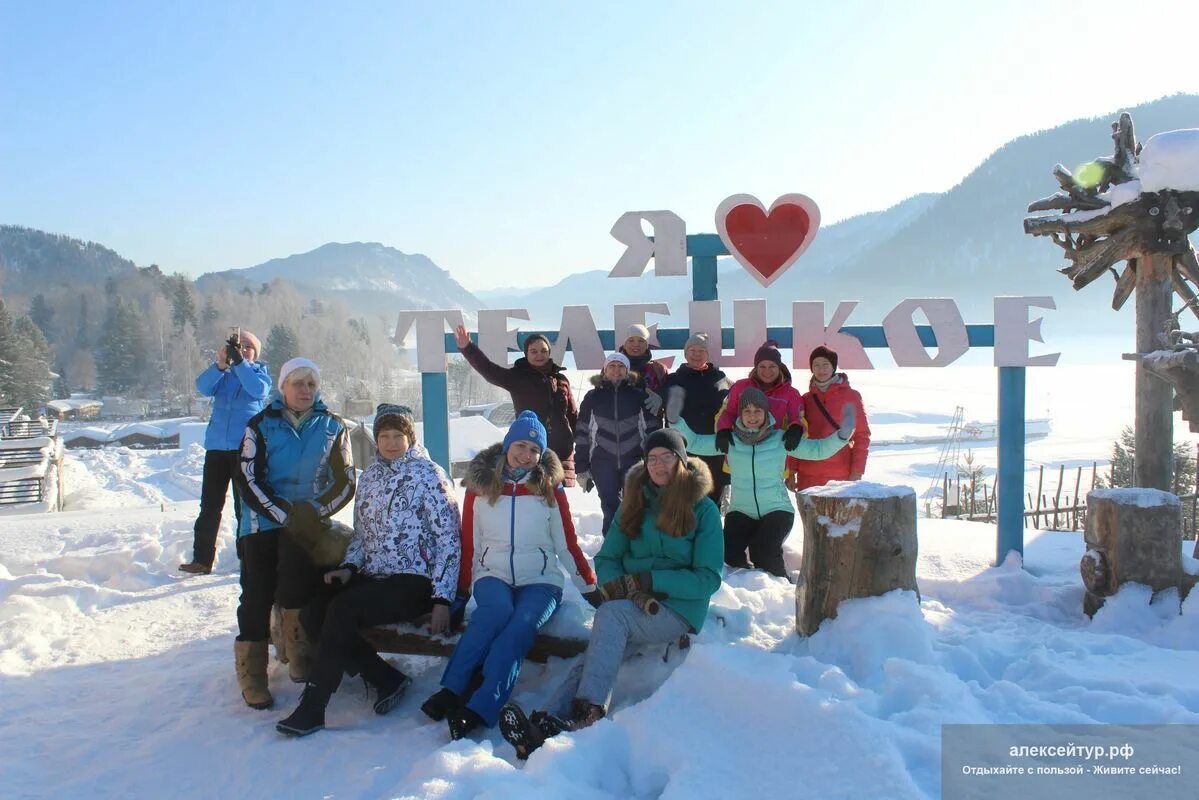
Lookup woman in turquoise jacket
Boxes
[498,428,724,759]
[673,386,854,576]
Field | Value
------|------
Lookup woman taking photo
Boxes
[421,411,596,740]
[275,404,462,736]
[498,428,723,759]
[232,358,356,711]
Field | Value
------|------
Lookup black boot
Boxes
[499,703,547,760]
[421,687,461,722]
[357,652,411,716]
[276,684,330,737]
[446,705,484,740]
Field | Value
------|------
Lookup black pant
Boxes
[302,573,434,694]
[190,449,243,567]
[696,454,730,506]
[722,510,794,577]
[235,528,322,642]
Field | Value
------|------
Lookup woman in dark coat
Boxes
[454,324,579,486]
[661,333,730,504]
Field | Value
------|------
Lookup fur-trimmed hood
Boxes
[618,455,713,538]
[588,371,641,388]
[465,442,564,505]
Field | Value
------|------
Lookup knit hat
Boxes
[642,428,688,464]
[603,352,631,371]
[738,387,770,414]
[238,330,261,354]
[503,410,548,454]
[753,341,783,366]
[625,323,650,341]
[684,333,710,354]
[373,403,415,441]
[277,357,321,390]
[809,346,839,371]
[522,333,552,357]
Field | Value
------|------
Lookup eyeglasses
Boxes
[645,453,679,466]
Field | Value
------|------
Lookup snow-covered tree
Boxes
[95,299,146,394]
[262,323,299,383]
[0,299,16,403]
[7,317,53,410]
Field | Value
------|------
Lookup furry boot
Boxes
[234,640,274,710]
[280,608,314,683]
[276,683,330,737]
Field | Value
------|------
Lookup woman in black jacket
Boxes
[661,334,730,504]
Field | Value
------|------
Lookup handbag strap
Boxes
[810,393,841,432]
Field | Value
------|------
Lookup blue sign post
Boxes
[432,234,1027,566]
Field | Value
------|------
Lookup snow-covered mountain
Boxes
[0,225,137,294]
[197,241,483,317]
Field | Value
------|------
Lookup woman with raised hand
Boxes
[660,333,730,504]
[275,405,462,737]
[788,346,872,491]
[454,324,580,486]
[672,386,854,577]
[232,358,356,712]
[420,411,597,741]
[574,352,661,537]
[498,428,723,759]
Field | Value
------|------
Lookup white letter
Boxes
[554,306,605,369]
[792,301,873,370]
[608,211,687,277]
[394,309,466,373]
[476,308,530,365]
[994,297,1060,367]
[882,299,969,367]
[730,299,768,367]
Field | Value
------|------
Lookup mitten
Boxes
[715,428,733,454]
[643,390,663,416]
[599,572,652,601]
[629,591,661,615]
[582,589,604,609]
[577,471,595,493]
[665,386,685,424]
[783,424,804,450]
[838,404,857,441]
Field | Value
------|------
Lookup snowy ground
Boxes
[2,364,1198,799]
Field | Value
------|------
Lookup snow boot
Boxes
[446,705,484,740]
[499,703,547,760]
[276,683,330,737]
[537,698,605,735]
[280,608,314,683]
[421,687,462,721]
[364,661,411,716]
[178,561,212,575]
[234,640,274,710]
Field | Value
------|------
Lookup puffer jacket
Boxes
[661,363,729,435]
[716,373,804,433]
[594,458,723,632]
[620,347,669,394]
[574,374,661,473]
[674,415,848,519]
[791,374,871,491]
[347,443,462,601]
[236,392,356,537]
[457,444,596,593]
[195,360,272,450]
[461,342,578,481]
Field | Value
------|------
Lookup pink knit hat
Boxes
[238,330,261,354]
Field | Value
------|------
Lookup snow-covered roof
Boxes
[1138,128,1199,193]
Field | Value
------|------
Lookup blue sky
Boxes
[2,1,1197,290]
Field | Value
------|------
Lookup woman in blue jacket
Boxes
[180,330,272,575]
[232,357,356,711]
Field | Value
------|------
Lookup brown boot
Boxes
[569,698,605,731]
[234,640,274,710]
[280,608,314,683]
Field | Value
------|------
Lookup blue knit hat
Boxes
[503,411,548,454]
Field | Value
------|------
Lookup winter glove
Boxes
[838,404,857,441]
[643,389,663,416]
[582,589,605,609]
[783,424,804,451]
[598,572,652,602]
[577,471,595,493]
[448,589,471,630]
[715,428,734,454]
[629,590,664,615]
[225,335,244,365]
[285,501,321,536]
[665,387,686,425]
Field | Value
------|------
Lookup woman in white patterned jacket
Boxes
[277,404,463,737]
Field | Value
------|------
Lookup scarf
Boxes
[283,408,315,429]
[502,463,532,483]
[812,374,843,393]
[732,419,774,446]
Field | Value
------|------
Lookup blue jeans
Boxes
[439,577,562,726]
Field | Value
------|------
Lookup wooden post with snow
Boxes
[1081,488,1185,617]
[1135,253,1175,490]
[795,482,919,637]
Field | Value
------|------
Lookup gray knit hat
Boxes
[684,333,710,354]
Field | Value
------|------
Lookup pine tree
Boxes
[1103,425,1193,491]
[171,280,197,331]
[8,317,53,410]
[95,299,146,394]
[75,294,90,349]
[262,324,299,383]
[0,299,16,403]
[29,294,55,340]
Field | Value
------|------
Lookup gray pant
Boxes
[546,598,691,715]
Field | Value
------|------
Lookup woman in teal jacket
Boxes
[498,428,724,759]
[673,386,854,576]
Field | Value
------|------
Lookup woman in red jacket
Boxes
[789,346,871,491]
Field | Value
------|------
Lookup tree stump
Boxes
[795,482,919,636]
[1082,488,1183,617]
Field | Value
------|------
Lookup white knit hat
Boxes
[625,323,650,341]
[277,357,321,390]
[604,352,631,370]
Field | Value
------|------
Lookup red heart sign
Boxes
[715,194,821,287]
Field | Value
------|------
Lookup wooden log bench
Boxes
[795,481,920,636]
[361,622,589,663]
